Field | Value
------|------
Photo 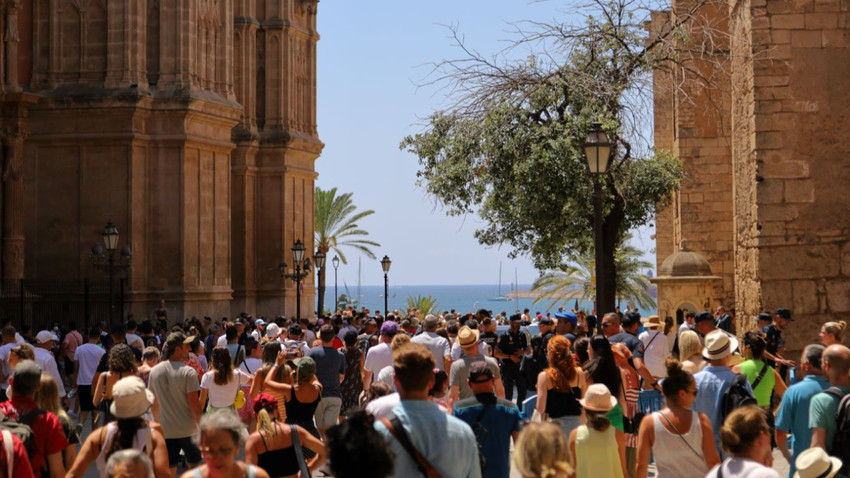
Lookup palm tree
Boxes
[531,234,655,312]
[314,187,380,316]
[406,295,439,317]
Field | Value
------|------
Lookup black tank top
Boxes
[257,425,300,477]
[546,387,583,418]
[284,387,321,423]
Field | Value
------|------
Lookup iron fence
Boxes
[0,278,125,333]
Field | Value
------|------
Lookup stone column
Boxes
[4,0,19,91]
[1,123,23,280]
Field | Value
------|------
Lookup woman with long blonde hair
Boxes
[245,393,325,478]
[678,330,706,374]
[536,335,586,441]
[34,374,78,471]
[514,422,572,478]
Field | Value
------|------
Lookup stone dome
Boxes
[658,250,713,277]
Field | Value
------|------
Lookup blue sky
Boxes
[314,1,656,286]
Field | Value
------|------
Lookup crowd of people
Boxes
[0,304,845,478]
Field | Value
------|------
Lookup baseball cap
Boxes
[293,356,316,379]
[35,330,60,343]
[381,321,399,337]
[12,360,41,396]
[509,314,522,322]
[555,312,578,328]
[539,317,554,326]
[255,319,266,326]
[165,331,193,346]
[756,312,772,322]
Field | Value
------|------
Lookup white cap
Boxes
[35,330,60,344]
[265,323,281,339]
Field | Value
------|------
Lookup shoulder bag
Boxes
[380,413,444,478]
[290,424,312,478]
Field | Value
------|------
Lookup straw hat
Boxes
[578,383,618,412]
[702,330,738,361]
[110,376,155,419]
[457,326,479,348]
[794,448,842,478]
[642,315,663,330]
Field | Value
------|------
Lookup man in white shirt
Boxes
[74,327,105,429]
[124,320,144,351]
[0,326,20,398]
[638,315,671,379]
[34,330,66,401]
[363,321,397,387]
[679,311,695,334]
[411,315,452,372]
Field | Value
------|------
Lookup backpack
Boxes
[827,387,850,475]
[358,333,375,354]
[720,374,757,420]
[0,403,45,460]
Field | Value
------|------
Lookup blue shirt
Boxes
[693,366,753,456]
[454,394,522,478]
[307,346,345,398]
[375,399,481,478]
[775,375,829,477]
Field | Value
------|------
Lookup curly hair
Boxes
[107,344,137,374]
[546,335,577,391]
[326,409,394,478]
[211,346,234,386]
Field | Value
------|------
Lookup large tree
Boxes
[400,0,713,313]
[314,187,380,316]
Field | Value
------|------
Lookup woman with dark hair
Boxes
[574,337,591,367]
[245,393,326,478]
[705,406,779,477]
[734,332,786,408]
[339,329,364,417]
[67,376,170,478]
[199,347,253,414]
[583,335,625,431]
[569,383,627,478]
[326,409,395,478]
[636,359,720,478]
[93,344,138,426]
[536,335,586,441]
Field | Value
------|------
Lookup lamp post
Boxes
[91,221,132,325]
[583,123,613,315]
[313,250,325,316]
[279,239,317,321]
[381,255,392,318]
[332,255,340,312]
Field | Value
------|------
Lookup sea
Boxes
[329,284,657,317]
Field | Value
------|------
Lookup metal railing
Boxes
[0,278,125,332]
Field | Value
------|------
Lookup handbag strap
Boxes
[751,361,769,391]
[380,414,444,478]
[289,424,311,478]
[658,411,704,461]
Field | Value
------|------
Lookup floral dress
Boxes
[340,346,363,414]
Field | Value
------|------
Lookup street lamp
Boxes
[332,255,340,312]
[91,221,132,325]
[381,255,392,318]
[583,122,613,315]
[279,239,316,321]
[313,250,325,316]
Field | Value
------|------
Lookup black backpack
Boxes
[0,404,45,459]
[827,387,850,475]
[721,374,757,420]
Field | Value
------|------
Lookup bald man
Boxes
[809,344,850,451]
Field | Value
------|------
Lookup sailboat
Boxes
[489,262,512,301]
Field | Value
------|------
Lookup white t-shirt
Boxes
[364,342,393,375]
[638,330,671,378]
[679,322,692,334]
[0,342,26,389]
[239,358,263,375]
[450,341,490,361]
[411,332,451,371]
[365,392,400,420]
[34,347,66,397]
[74,343,107,386]
[705,458,780,478]
[199,369,252,408]
[216,335,228,348]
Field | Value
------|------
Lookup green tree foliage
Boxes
[314,187,380,316]
[406,295,439,317]
[400,0,703,312]
[532,234,656,311]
